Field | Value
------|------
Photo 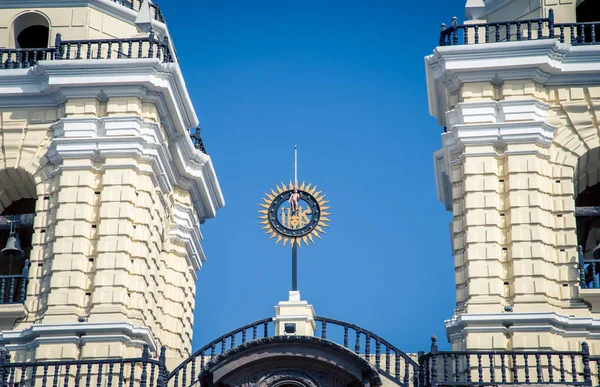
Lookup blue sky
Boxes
[160,0,466,353]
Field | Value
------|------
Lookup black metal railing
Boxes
[578,245,600,289]
[189,128,207,154]
[168,316,420,387]
[109,0,165,23]
[0,48,56,69]
[0,317,597,387]
[0,345,167,387]
[439,9,600,46]
[54,33,173,63]
[420,336,592,386]
[0,32,174,70]
[0,260,30,305]
[168,318,274,387]
[315,316,419,386]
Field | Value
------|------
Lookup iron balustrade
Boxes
[0,318,596,387]
[109,0,165,23]
[189,128,207,154]
[167,318,274,387]
[0,33,174,70]
[315,316,419,387]
[0,260,30,305]
[439,9,600,46]
[54,33,173,63]
[0,48,56,69]
[0,345,167,387]
[419,337,593,386]
[578,246,600,289]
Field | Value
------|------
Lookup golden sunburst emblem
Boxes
[258,181,331,247]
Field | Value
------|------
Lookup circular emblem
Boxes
[259,181,331,246]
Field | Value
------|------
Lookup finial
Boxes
[135,0,154,33]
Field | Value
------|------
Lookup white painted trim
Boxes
[482,0,519,16]
[0,59,225,223]
[425,40,600,127]
[445,310,600,343]
[49,115,209,273]
[0,322,157,352]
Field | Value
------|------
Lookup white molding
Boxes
[0,322,157,352]
[0,59,224,223]
[482,0,519,16]
[49,115,208,273]
[451,121,557,147]
[445,311,600,342]
[425,40,600,127]
[432,104,556,210]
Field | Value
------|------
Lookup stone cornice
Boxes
[445,312,600,342]
[0,0,167,36]
[0,59,224,222]
[49,115,209,273]
[0,322,157,352]
[425,40,600,126]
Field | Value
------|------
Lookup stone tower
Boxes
[426,0,600,352]
[0,0,224,362]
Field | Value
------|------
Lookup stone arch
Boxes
[9,11,51,49]
[199,336,382,387]
[256,371,319,387]
[547,86,600,261]
[575,0,599,43]
[576,0,600,22]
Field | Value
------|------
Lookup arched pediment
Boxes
[199,336,382,387]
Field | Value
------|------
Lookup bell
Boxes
[1,232,24,260]
[594,244,600,261]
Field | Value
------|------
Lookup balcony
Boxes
[0,33,173,70]
[439,9,599,47]
[0,317,596,386]
[189,128,207,154]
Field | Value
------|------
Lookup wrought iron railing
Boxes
[109,0,165,23]
[0,318,596,387]
[0,260,30,305]
[55,33,172,62]
[0,345,167,387]
[168,316,420,387]
[419,336,593,386]
[578,245,599,289]
[0,33,173,70]
[189,128,207,154]
[315,316,419,386]
[167,318,274,387]
[439,9,600,46]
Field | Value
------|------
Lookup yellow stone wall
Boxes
[0,96,198,360]
[483,0,583,24]
[447,79,600,352]
[0,5,143,49]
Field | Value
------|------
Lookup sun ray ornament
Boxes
[258,145,331,291]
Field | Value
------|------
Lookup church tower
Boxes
[426,0,600,352]
[0,0,223,362]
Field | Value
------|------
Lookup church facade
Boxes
[0,0,598,386]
